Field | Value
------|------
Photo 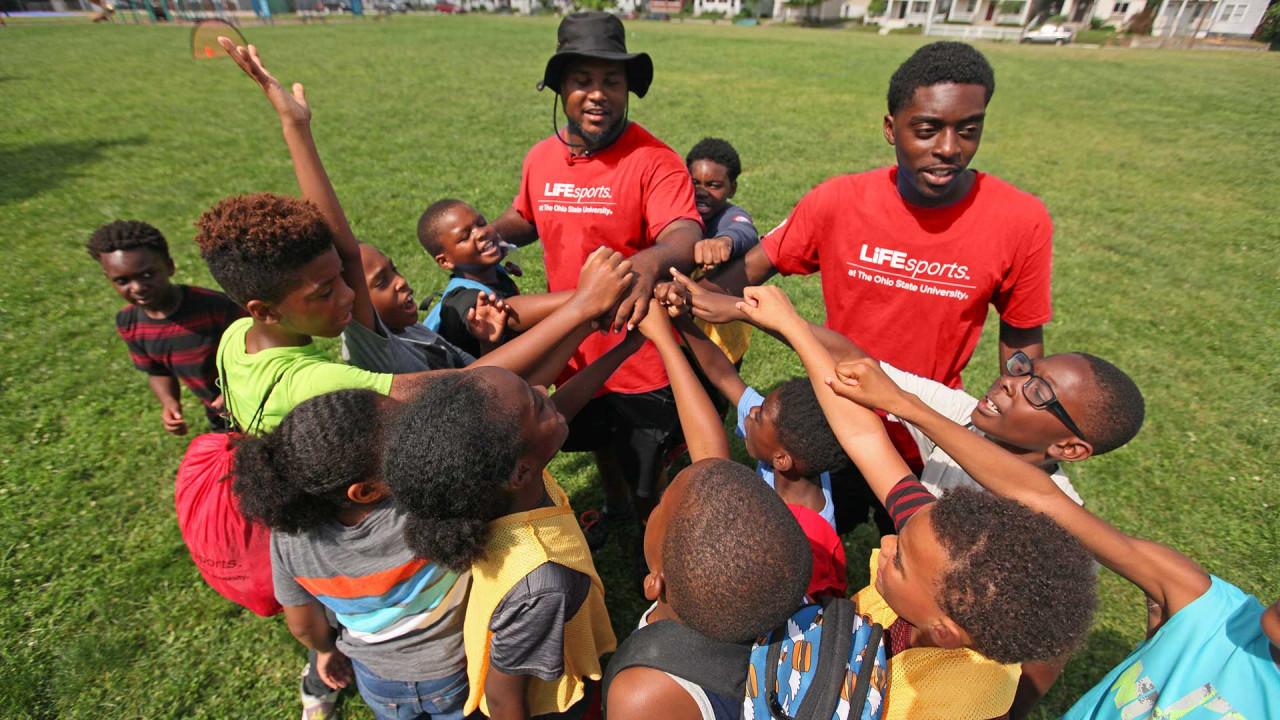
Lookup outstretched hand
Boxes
[218,37,311,127]
[635,299,675,343]
[736,285,803,333]
[573,247,635,326]
[693,237,733,270]
[466,292,509,345]
[827,357,909,416]
[668,267,747,323]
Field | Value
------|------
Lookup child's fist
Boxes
[694,237,733,270]
[736,285,802,332]
[574,247,634,323]
[827,358,907,415]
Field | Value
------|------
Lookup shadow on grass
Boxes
[0,135,147,207]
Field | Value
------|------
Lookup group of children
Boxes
[87,36,1277,720]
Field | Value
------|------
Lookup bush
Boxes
[1048,12,1067,22]
[867,0,886,15]
[998,0,1024,16]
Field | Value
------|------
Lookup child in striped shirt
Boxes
[233,389,470,720]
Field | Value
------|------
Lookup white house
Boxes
[771,0,846,22]
[841,0,868,18]
[944,0,1032,25]
[694,0,743,15]
[1153,0,1268,36]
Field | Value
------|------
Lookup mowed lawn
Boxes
[1,15,1277,718]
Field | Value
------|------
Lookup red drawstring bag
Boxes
[174,431,281,616]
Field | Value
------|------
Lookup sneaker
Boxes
[299,663,340,720]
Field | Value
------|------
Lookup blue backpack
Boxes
[604,596,888,720]
[421,276,496,332]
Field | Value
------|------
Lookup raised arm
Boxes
[828,358,1210,620]
[736,286,910,504]
[470,247,634,388]
[701,243,778,296]
[607,219,701,333]
[637,302,730,462]
[665,268,867,365]
[219,39,376,333]
[669,315,747,407]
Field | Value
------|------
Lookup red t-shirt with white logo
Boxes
[763,166,1053,389]
[513,122,701,394]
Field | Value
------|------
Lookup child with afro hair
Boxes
[233,389,473,719]
[738,284,1097,720]
[381,318,656,718]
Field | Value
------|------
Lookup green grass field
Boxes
[1,15,1277,718]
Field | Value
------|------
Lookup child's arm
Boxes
[736,286,910,504]
[548,331,644,422]
[148,375,188,435]
[483,670,529,720]
[282,603,353,690]
[470,247,633,388]
[219,39,376,333]
[498,290,573,333]
[666,268,869,365]
[828,358,1211,620]
[637,303,730,462]
[670,314,747,408]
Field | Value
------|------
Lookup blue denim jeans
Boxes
[350,658,468,720]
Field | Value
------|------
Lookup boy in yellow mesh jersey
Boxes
[381,329,653,718]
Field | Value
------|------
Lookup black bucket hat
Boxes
[539,12,654,98]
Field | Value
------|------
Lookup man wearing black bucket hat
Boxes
[494,12,703,554]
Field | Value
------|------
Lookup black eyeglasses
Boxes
[1006,351,1088,443]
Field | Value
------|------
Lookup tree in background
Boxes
[1255,0,1280,49]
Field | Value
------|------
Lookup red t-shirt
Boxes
[763,167,1053,389]
[513,122,701,395]
[789,504,848,600]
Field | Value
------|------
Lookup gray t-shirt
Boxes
[271,502,470,681]
[704,202,759,259]
[488,562,591,681]
[341,312,474,374]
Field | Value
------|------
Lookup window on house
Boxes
[966,0,977,9]
[912,1,928,12]
[1113,1,1129,13]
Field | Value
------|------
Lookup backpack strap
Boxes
[216,352,284,436]
[603,620,751,703]
[422,276,497,331]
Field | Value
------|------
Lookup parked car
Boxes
[1022,23,1075,44]
[435,1,465,12]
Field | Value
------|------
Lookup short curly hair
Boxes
[86,220,170,261]
[928,488,1096,664]
[193,193,334,305]
[382,371,521,570]
[416,198,469,257]
[664,459,811,643]
[232,389,385,534]
[886,42,995,115]
[685,137,742,182]
[774,378,852,478]
[1074,353,1145,456]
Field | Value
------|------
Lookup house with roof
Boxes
[1151,0,1269,37]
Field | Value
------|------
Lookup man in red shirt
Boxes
[494,12,703,543]
[693,42,1053,532]
[708,41,1051,388]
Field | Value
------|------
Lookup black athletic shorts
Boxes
[561,387,681,499]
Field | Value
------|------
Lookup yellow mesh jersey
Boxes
[694,318,754,365]
[852,550,1021,720]
[463,471,617,716]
